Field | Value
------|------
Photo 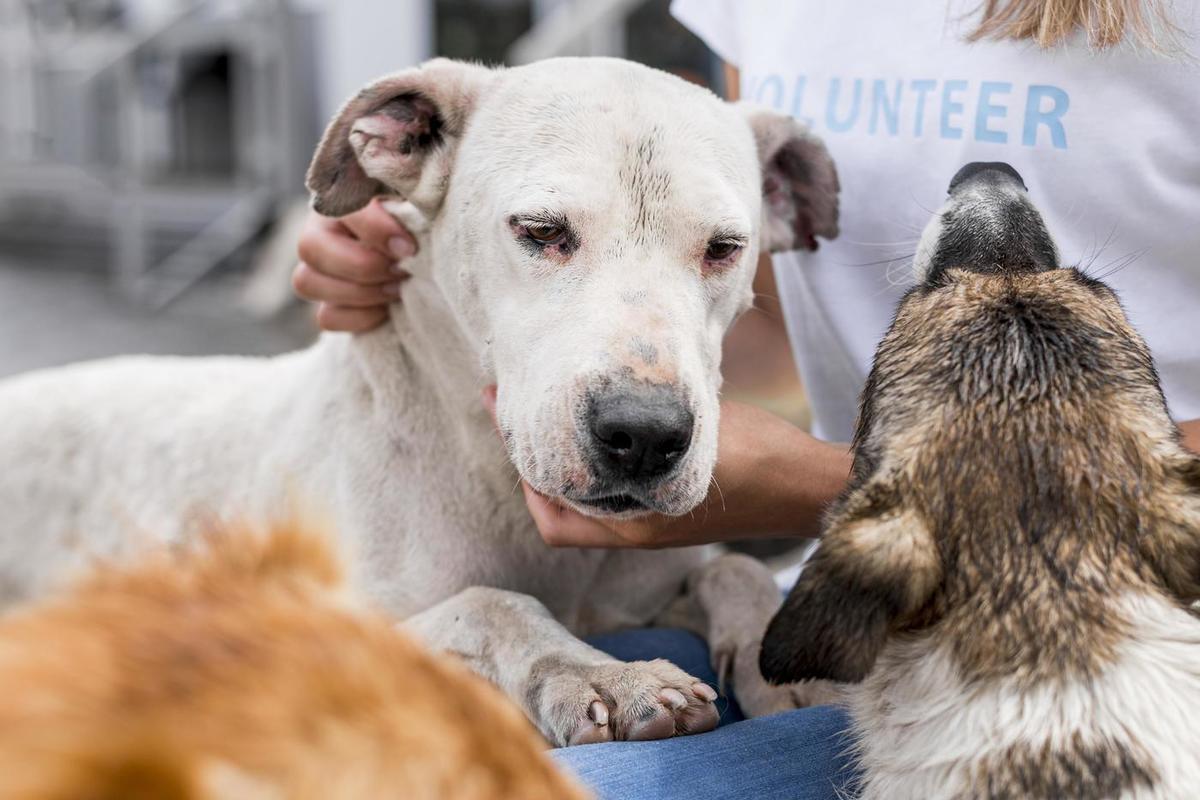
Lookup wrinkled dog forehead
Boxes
[459,59,763,208]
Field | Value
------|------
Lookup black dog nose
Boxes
[948,161,1027,194]
[588,385,694,481]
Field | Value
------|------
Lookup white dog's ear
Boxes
[740,105,840,253]
[306,59,494,218]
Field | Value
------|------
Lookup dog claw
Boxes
[660,687,688,711]
[568,701,613,746]
[588,699,609,727]
[692,682,717,702]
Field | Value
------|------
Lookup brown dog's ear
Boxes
[1179,455,1200,492]
[760,501,938,684]
[1182,456,1200,588]
[306,59,494,218]
[739,105,840,253]
[1144,453,1200,601]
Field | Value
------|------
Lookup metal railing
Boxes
[0,0,310,307]
[509,0,646,63]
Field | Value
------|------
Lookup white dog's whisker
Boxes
[709,474,727,513]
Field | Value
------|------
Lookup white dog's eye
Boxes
[509,213,578,259]
[526,222,567,244]
[704,239,743,262]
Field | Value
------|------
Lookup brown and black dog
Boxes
[0,521,589,800]
[761,162,1200,800]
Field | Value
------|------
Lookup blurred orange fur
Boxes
[0,521,589,800]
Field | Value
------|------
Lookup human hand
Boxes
[293,198,417,332]
[481,386,850,549]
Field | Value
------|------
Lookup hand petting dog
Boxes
[294,197,416,332]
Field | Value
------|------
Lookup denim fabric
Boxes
[557,628,861,800]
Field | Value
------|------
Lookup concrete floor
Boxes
[0,259,313,380]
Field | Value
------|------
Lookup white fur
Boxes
[849,592,1200,799]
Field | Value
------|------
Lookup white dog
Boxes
[0,58,838,746]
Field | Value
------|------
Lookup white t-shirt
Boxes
[673,0,1200,441]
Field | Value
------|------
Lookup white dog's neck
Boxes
[382,199,493,388]
[345,221,507,483]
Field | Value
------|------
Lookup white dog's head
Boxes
[308,58,838,518]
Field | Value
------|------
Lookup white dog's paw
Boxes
[528,657,719,746]
[716,639,843,717]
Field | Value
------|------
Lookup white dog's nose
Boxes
[587,385,694,481]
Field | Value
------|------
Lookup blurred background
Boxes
[0,0,807,435]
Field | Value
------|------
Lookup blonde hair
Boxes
[969,0,1182,51]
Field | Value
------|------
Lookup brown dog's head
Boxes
[761,163,1200,686]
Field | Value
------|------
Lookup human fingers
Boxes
[312,303,390,333]
[297,211,400,285]
[292,260,406,307]
[340,197,417,266]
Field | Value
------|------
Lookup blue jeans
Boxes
[553,628,860,800]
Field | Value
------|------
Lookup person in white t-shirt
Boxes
[295,3,1199,796]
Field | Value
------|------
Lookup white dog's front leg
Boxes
[658,554,842,716]
[406,587,719,747]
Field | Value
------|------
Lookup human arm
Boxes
[1182,419,1200,454]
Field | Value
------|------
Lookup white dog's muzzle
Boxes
[571,379,695,515]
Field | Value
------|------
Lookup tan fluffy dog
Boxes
[0,523,589,800]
